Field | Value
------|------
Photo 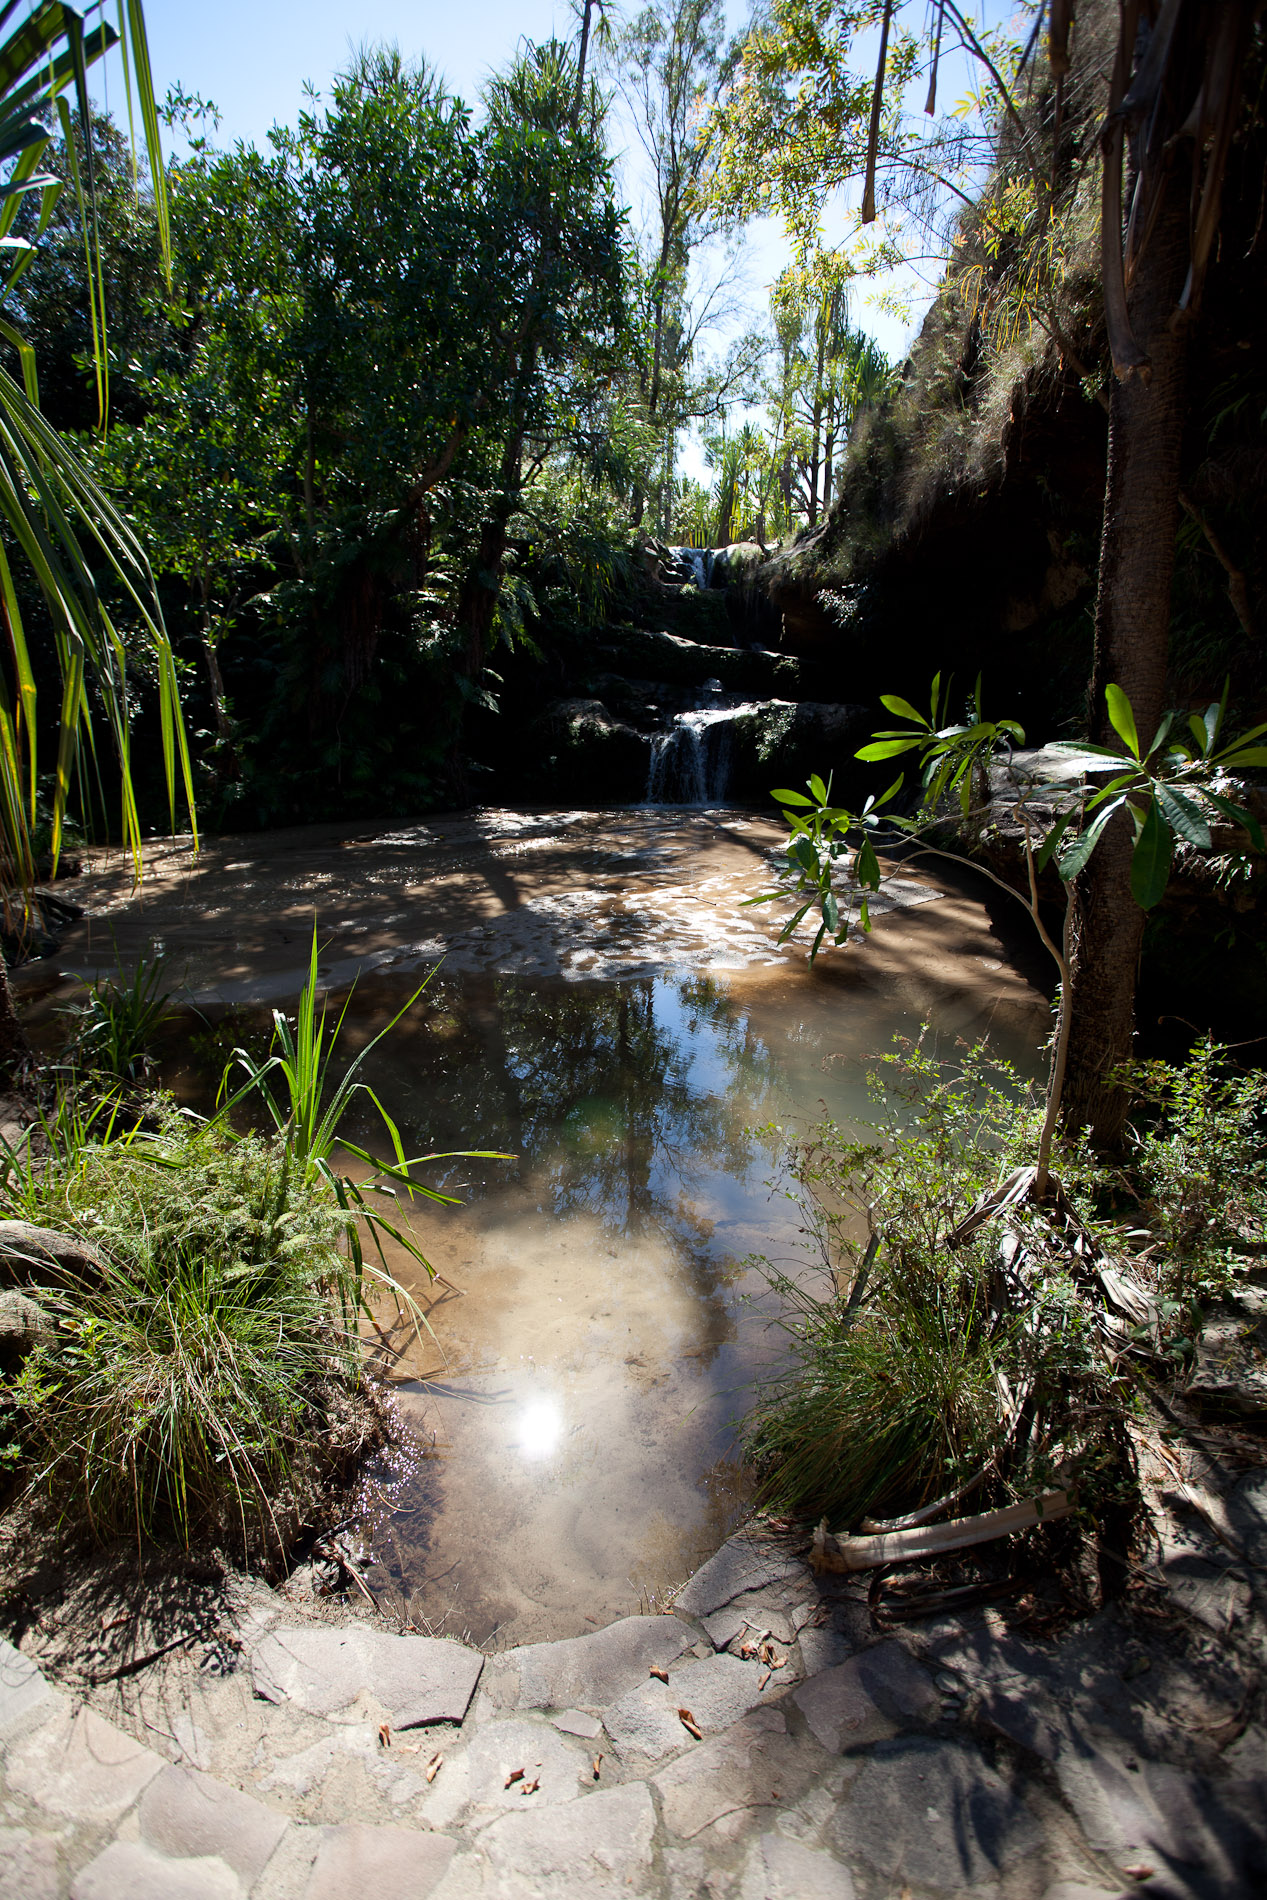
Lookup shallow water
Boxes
[21,806,1052,1647]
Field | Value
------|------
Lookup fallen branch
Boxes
[859,1463,993,1535]
[811,1490,1074,1573]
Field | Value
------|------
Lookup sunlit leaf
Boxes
[1130,797,1173,909]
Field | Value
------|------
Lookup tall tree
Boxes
[703,0,1262,1142]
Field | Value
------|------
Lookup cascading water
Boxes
[646,692,764,805]
[669,545,716,590]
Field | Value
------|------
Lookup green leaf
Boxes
[1035,809,1074,872]
[856,836,881,889]
[1217,746,1267,767]
[807,773,829,803]
[772,788,814,807]
[856,738,920,761]
[822,890,839,934]
[878,693,924,724]
[1130,798,1173,909]
[1202,791,1265,853]
[1056,799,1123,881]
[1105,683,1140,758]
[1155,783,1211,851]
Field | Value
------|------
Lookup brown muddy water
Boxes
[16,807,1052,1648]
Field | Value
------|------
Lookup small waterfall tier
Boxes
[668,545,717,589]
[646,698,764,805]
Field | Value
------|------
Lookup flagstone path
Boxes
[4,1486,1266,1900]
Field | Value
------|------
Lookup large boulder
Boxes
[597,627,800,698]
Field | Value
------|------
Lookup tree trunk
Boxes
[1061,143,1191,1145]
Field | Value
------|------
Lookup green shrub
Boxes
[745,1036,1110,1528]
[5,1107,363,1549]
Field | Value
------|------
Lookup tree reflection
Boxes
[342,971,791,1249]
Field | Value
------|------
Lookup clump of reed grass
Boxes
[6,1108,361,1549]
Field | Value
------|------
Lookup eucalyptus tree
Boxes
[0,2,191,1078]
[704,0,1263,1144]
[612,0,756,532]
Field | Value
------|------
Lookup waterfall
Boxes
[669,545,716,590]
[645,701,760,805]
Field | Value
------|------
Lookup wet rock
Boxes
[674,1535,806,1619]
[478,1780,655,1896]
[792,1641,939,1754]
[0,1220,105,1290]
[603,1652,775,1764]
[832,1734,1044,1892]
[137,1764,288,1886]
[250,1623,482,1728]
[487,1615,692,1714]
[529,699,650,803]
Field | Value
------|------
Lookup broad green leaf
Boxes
[879,693,924,724]
[1156,783,1211,851]
[1130,798,1173,909]
[857,836,881,889]
[1217,745,1267,767]
[1035,809,1074,872]
[1056,798,1124,881]
[772,788,814,807]
[1202,791,1265,853]
[808,773,828,803]
[856,737,920,761]
[822,890,839,934]
[1105,683,1140,758]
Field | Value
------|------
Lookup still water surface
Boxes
[29,807,1050,1647]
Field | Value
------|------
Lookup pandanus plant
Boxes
[0,2,195,1074]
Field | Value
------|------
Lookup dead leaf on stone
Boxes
[1123,1868,1155,1883]
[592,1754,603,1780]
[758,1669,771,1691]
[649,1666,669,1682]
[505,1767,525,1787]
[378,1723,391,1748]
[677,1707,702,1740]
[758,1641,785,1669]
[521,1777,540,1795]
[425,1752,444,1782]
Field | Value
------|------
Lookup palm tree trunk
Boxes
[1061,144,1191,1145]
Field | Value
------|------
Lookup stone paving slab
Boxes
[4,1523,1267,1900]
[673,1536,804,1619]
[484,1614,692,1714]
[251,1622,482,1728]
[603,1651,778,1763]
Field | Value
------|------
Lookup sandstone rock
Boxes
[493,1615,691,1713]
[552,1708,602,1739]
[479,1781,655,1896]
[0,1827,61,1900]
[138,1764,288,1885]
[70,1841,241,1900]
[7,1702,162,1824]
[742,1833,857,1900]
[832,1735,1043,1891]
[0,1219,105,1289]
[251,1623,482,1727]
[604,1652,775,1764]
[674,1536,805,1619]
[793,1641,938,1754]
[0,1638,60,1737]
[302,1824,456,1900]
[652,1707,819,1844]
[416,1716,591,1829]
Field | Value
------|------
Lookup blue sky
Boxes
[90,1,938,477]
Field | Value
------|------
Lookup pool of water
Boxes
[20,806,1052,1647]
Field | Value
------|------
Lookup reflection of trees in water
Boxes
[345,972,789,1247]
